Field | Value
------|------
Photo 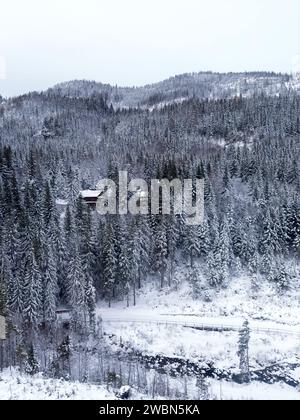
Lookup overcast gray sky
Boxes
[0,0,299,97]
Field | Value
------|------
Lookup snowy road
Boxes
[100,309,300,337]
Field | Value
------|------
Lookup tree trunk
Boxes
[160,270,164,289]
[191,254,194,268]
[133,282,136,307]
[138,267,141,290]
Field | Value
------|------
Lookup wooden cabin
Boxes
[56,307,71,329]
[80,190,102,208]
[55,198,69,213]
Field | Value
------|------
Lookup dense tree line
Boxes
[0,88,299,357]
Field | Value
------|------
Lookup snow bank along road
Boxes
[100,310,300,337]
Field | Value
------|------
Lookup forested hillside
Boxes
[50,71,297,108]
[0,74,299,376]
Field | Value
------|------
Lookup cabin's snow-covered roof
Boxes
[56,198,69,206]
[80,190,102,199]
[56,307,71,321]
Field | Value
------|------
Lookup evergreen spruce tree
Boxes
[84,263,96,333]
[134,216,151,289]
[153,218,168,288]
[0,277,6,316]
[207,248,221,287]
[43,182,55,228]
[56,335,72,379]
[67,247,85,330]
[189,265,202,298]
[237,320,251,383]
[218,219,231,285]
[197,376,209,400]
[184,225,201,268]
[118,219,132,294]
[24,251,43,328]
[102,220,118,307]
[43,245,58,325]
[25,344,40,376]
[198,219,210,258]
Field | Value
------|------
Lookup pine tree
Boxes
[0,251,12,316]
[43,182,55,228]
[292,203,300,256]
[0,277,6,316]
[43,245,58,324]
[197,376,209,400]
[172,266,185,290]
[260,244,273,276]
[189,265,202,298]
[67,247,85,330]
[248,249,260,276]
[57,230,68,303]
[80,208,97,331]
[231,222,245,260]
[24,250,43,328]
[153,219,168,288]
[184,225,201,268]
[134,216,151,289]
[56,335,72,379]
[64,205,73,241]
[67,167,80,204]
[270,262,292,293]
[207,248,221,287]
[84,264,96,333]
[118,220,133,293]
[198,219,210,258]
[261,209,282,254]
[217,219,231,285]
[102,220,118,307]
[9,214,30,323]
[25,344,40,376]
[237,320,251,383]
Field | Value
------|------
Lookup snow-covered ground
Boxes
[103,320,300,371]
[98,276,300,368]
[2,276,299,400]
[99,276,300,327]
[0,368,116,400]
[98,276,300,400]
[2,368,297,401]
[209,380,300,400]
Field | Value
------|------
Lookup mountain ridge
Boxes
[48,71,300,108]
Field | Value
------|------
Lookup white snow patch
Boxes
[0,368,115,400]
[56,198,69,206]
[210,380,300,400]
[80,190,102,198]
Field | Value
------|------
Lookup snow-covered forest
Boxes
[0,71,299,399]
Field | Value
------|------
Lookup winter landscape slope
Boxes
[0,368,116,400]
[0,70,299,400]
[1,367,298,400]
[50,71,300,108]
[97,277,300,400]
